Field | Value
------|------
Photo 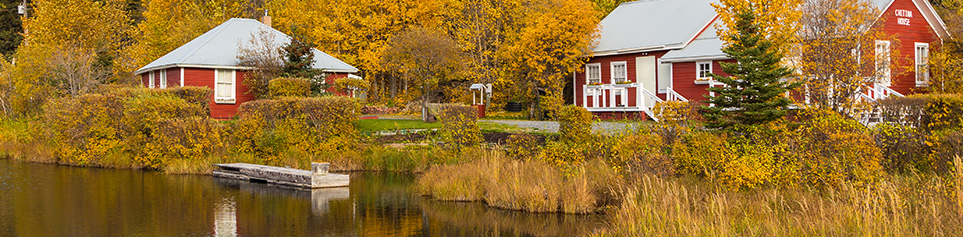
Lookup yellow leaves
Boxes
[23,0,129,51]
[557,105,594,144]
[121,0,250,76]
[270,0,452,73]
[713,0,801,55]
[436,105,482,149]
[498,0,599,117]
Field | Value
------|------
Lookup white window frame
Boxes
[610,61,627,84]
[148,71,155,88]
[159,70,167,89]
[585,63,601,85]
[875,40,891,86]
[696,61,712,81]
[915,42,929,86]
[214,69,237,104]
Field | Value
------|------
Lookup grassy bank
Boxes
[418,149,621,214]
[418,148,963,234]
[596,167,963,235]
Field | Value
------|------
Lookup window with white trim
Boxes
[148,71,155,88]
[611,61,627,84]
[875,40,891,86]
[159,70,167,89]
[915,42,929,86]
[215,69,236,104]
[697,61,712,81]
[586,63,601,85]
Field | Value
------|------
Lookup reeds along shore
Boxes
[598,163,963,236]
[419,150,963,235]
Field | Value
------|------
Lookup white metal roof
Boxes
[660,37,726,63]
[135,18,358,75]
[592,0,719,56]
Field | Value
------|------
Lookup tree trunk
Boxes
[422,82,429,122]
[529,83,538,120]
[390,74,397,100]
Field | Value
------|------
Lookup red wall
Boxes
[573,50,670,108]
[326,73,350,96]
[181,67,255,119]
[140,68,356,119]
[165,68,181,88]
[877,0,941,95]
[670,59,735,103]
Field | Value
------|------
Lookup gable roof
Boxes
[134,18,358,75]
[871,0,950,39]
[592,0,719,56]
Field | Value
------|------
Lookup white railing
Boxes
[665,87,689,102]
[582,83,634,109]
[581,83,668,121]
[639,87,663,122]
[878,84,905,98]
[861,83,905,101]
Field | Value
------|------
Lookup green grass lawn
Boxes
[354,119,442,132]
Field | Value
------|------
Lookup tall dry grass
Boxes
[955,155,962,213]
[595,173,963,236]
[418,149,621,214]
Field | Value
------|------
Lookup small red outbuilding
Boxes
[134,18,359,119]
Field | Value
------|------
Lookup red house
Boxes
[134,18,359,119]
[573,0,949,120]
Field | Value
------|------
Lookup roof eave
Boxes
[323,69,360,73]
[590,43,685,57]
[661,55,730,63]
[134,64,256,75]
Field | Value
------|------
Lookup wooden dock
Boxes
[213,162,349,189]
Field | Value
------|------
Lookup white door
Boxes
[636,56,657,94]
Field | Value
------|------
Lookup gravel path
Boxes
[480,119,644,134]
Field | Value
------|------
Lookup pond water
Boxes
[0,159,603,236]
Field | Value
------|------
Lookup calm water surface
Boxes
[0,159,603,236]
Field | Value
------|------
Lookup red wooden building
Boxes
[134,18,359,119]
[573,0,949,120]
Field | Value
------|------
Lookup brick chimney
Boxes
[261,10,272,27]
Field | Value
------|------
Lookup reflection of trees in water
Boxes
[421,200,605,236]
[214,197,237,237]
[0,160,600,236]
[344,172,426,236]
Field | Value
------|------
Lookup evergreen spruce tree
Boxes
[702,8,799,130]
[281,37,327,95]
[281,38,319,78]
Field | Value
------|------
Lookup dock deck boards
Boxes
[213,163,349,189]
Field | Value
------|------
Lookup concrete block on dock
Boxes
[213,163,349,189]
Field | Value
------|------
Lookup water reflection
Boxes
[0,159,604,236]
[214,197,237,237]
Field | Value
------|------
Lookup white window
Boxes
[148,71,155,88]
[159,70,167,89]
[697,61,712,81]
[875,40,891,86]
[611,61,627,84]
[915,42,929,86]
[585,63,601,85]
[215,69,236,104]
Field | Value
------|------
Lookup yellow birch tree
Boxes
[268,0,453,104]
[498,0,600,119]
[793,0,906,114]
[929,0,963,93]
[713,0,803,56]
[118,0,256,80]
